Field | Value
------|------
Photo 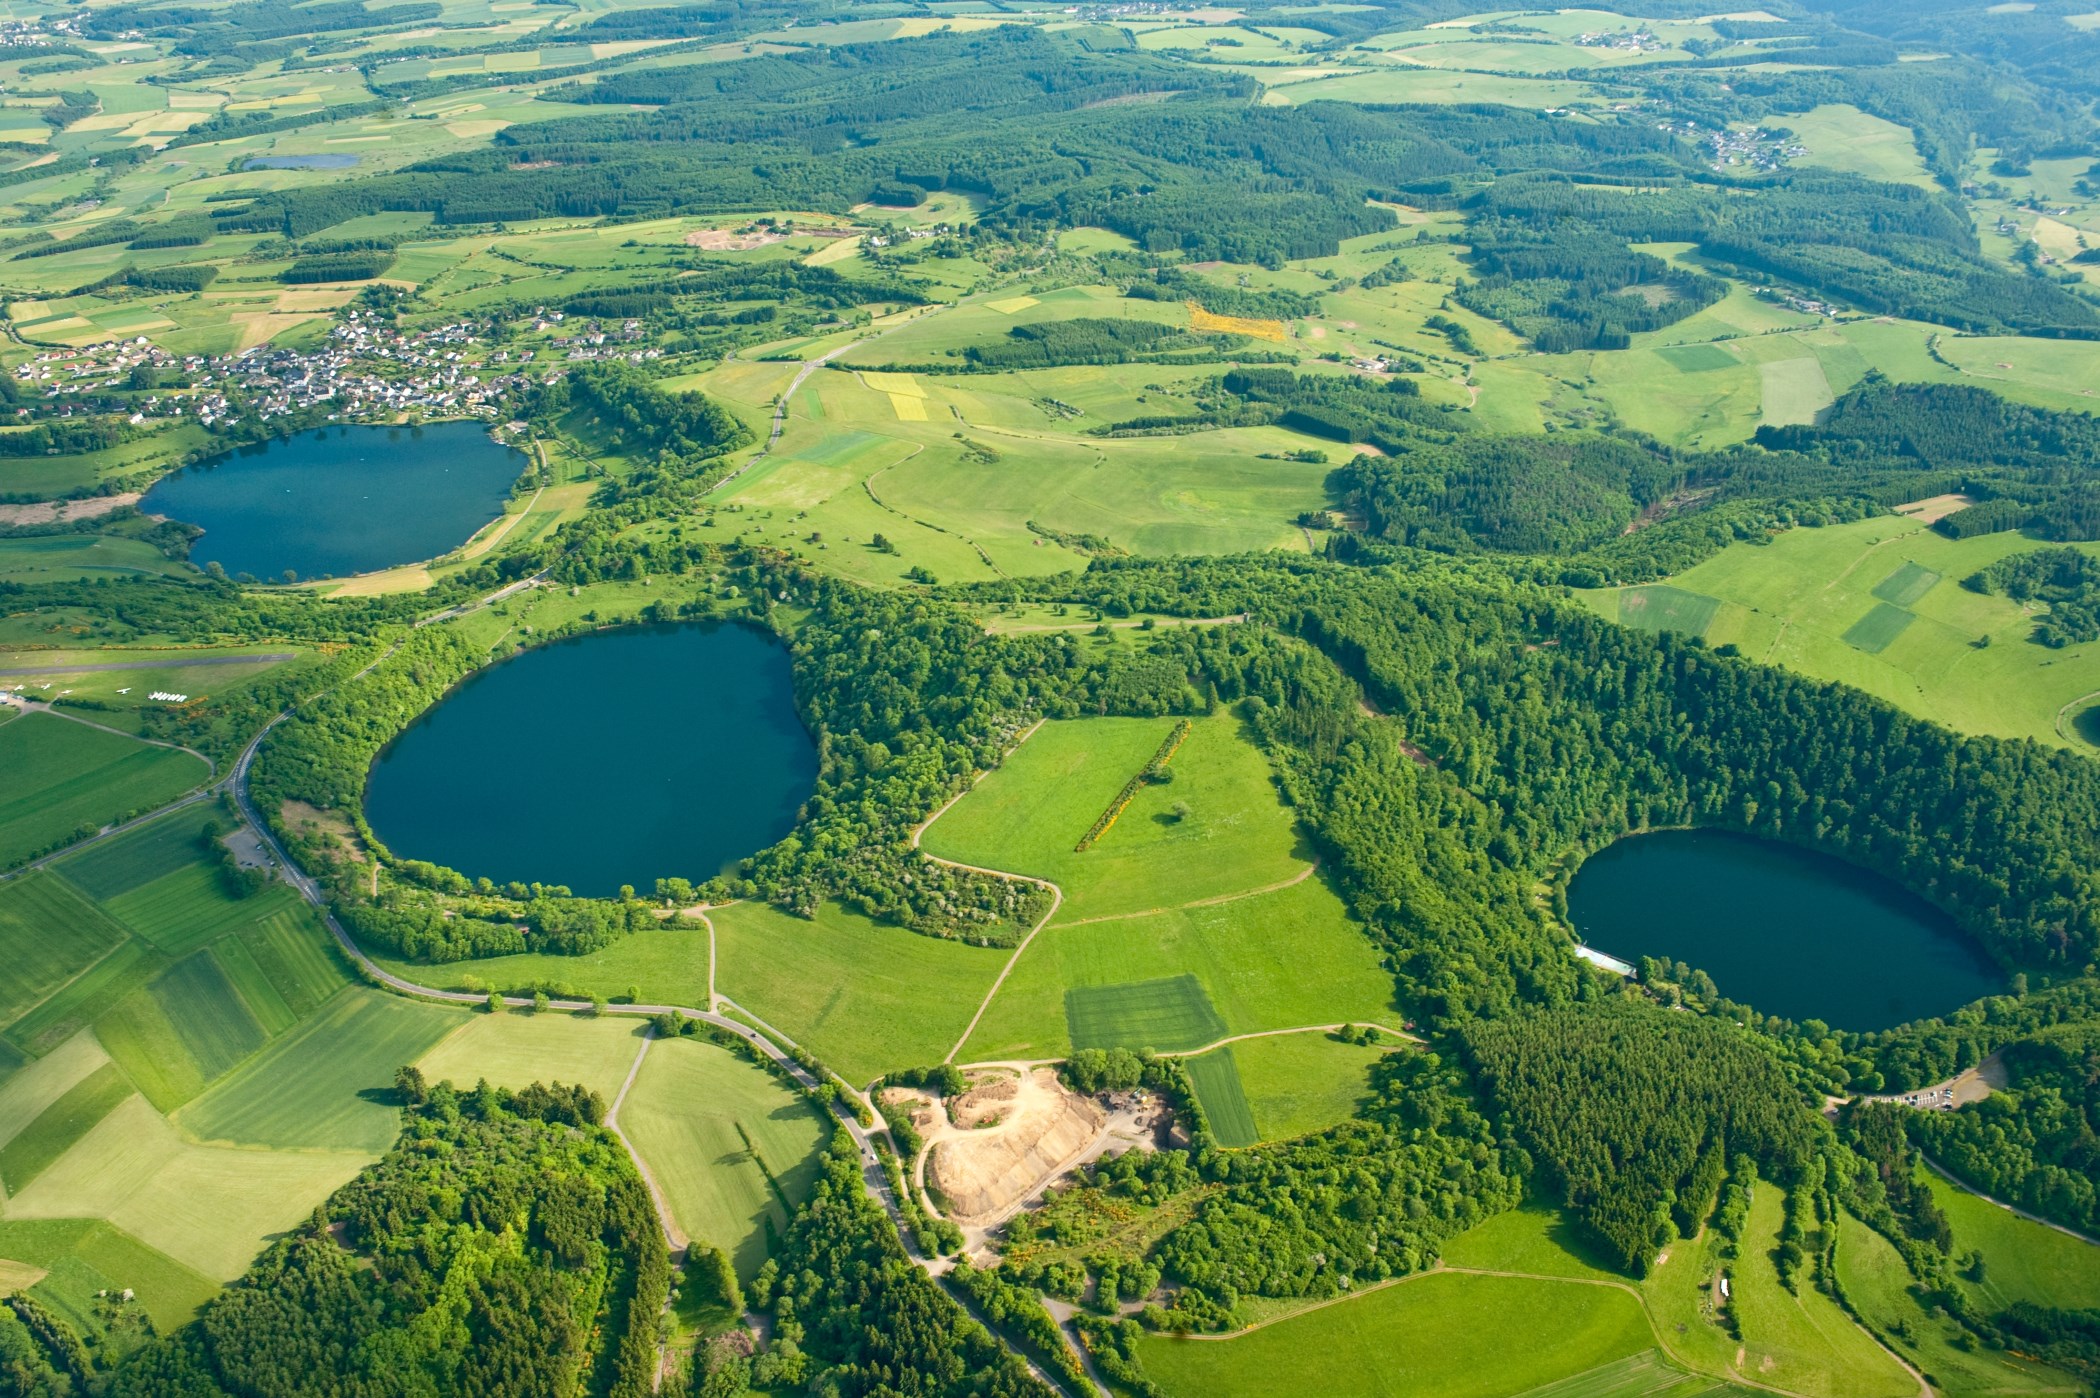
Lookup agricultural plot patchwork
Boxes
[1581,516,2100,748]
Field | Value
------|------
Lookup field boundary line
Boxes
[907,719,1068,1065]
[604,1027,687,1251]
[1054,860,1319,927]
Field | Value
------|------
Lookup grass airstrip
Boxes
[1578,514,2100,750]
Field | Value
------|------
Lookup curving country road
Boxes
[224,694,1093,1395]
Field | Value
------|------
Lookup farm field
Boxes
[0,873,132,1031]
[417,1007,648,1103]
[178,991,460,1151]
[1223,1032,1392,1143]
[921,714,1309,921]
[1580,515,2100,749]
[615,1035,830,1280]
[1136,1269,1655,1398]
[0,1218,219,1336]
[713,900,1004,1085]
[0,714,211,868]
[1182,1047,1259,1147]
[2,1091,372,1281]
[958,874,1395,1062]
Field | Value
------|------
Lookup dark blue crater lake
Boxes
[364,621,818,897]
[142,423,525,581]
[1568,829,2001,1031]
[244,153,361,170]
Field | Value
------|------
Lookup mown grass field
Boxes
[961,875,1394,1063]
[178,991,459,1152]
[417,1009,648,1104]
[0,1218,219,1336]
[1137,1270,1654,1398]
[1226,1032,1391,1144]
[713,901,1004,1084]
[0,1032,110,1150]
[1182,1047,1259,1147]
[95,947,271,1112]
[1579,516,2100,748]
[922,714,1310,921]
[0,873,130,1031]
[0,1062,132,1195]
[616,1036,829,1281]
[1068,976,1228,1056]
[3,1092,373,1281]
[0,713,210,868]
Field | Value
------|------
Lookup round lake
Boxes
[1568,829,2000,1031]
[143,423,525,581]
[364,622,817,897]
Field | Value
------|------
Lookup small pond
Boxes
[364,621,818,897]
[1567,828,2001,1030]
[142,423,525,581]
[243,153,361,170]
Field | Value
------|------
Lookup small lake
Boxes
[244,153,361,170]
[1568,829,2001,1031]
[142,423,525,581]
[364,622,817,897]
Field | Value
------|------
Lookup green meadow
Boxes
[616,1036,829,1281]
[1925,1170,2100,1311]
[0,714,210,869]
[713,901,1004,1084]
[1137,1270,1654,1398]
[1580,516,2100,749]
[922,714,1311,921]
[958,872,1395,1062]
[1225,1032,1392,1144]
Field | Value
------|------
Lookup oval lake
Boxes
[1568,828,2001,1031]
[364,621,818,897]
[142,423,525,581]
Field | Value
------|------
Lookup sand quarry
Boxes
[912,1068,1108,1226]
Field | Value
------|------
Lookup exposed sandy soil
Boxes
[927,1068,1105,1225]
[0,492,140,526]
[1893,492,1977,524]
[685,227,787,251]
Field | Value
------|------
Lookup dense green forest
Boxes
[1908,1026,2100,1236]
[1461,1005,1815,1273]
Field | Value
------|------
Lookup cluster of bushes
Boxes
[1966,547,2100,647]
[1075,719,1189,851]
